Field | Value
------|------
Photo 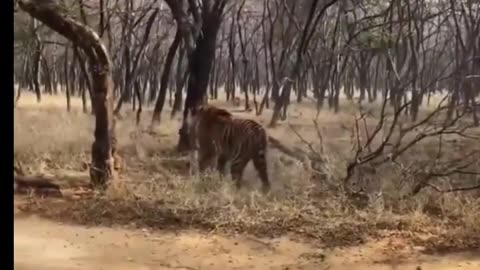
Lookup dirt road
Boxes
[14,214,480,270]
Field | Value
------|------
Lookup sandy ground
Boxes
[14,212,480,270]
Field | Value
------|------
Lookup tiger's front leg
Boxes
[198,143,218,173]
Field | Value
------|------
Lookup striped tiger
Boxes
[186,105,270,193]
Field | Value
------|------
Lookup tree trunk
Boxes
[171,70,188,119]
[227,11,237,102]
[177,0,228,152]
[152,27,182,124]
[32,18,42,103]
[171,44,187,119]
[15,55,29,107]
[74,46,95,114]
[19,0,117,189]
[134,79,143,125]
[64,47,71,111]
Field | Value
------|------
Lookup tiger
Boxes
[185,105,271,193]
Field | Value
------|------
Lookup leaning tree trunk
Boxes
[18,0,117,189]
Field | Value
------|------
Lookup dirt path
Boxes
[14,213,480,270]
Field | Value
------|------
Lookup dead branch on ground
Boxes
[14,175,63,197]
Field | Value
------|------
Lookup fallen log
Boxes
[14,175,63,197]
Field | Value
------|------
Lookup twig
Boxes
[288,123,321,158]
[426,182,480,193]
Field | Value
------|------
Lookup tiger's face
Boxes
[185,105,234,150]
[186,105,232,128]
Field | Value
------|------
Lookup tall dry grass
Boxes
[15,92,480,250]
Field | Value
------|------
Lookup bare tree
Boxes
[18,0,118,189]
[269,0,339,126]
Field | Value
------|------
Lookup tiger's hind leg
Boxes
[252,149,270,194]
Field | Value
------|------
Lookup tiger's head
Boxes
[184,105,233,151]
[186,105,233,128]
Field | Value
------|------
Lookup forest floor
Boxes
[14,92,480,269]
[14,206,480,270]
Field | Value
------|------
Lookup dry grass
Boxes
[14,92,480,251]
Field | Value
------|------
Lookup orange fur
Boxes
[196,105,233,122]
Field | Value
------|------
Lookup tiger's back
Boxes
[220,118,267,162]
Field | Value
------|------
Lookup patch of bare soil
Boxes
[16,185,480,254]
[14,208,480,270]
[17,191,375,247]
